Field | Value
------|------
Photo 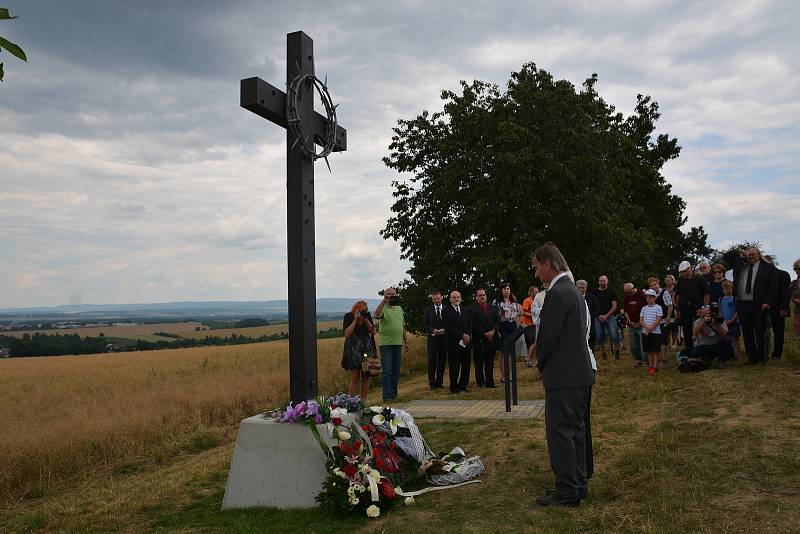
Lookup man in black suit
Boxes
[470,288,499,388]
[531,243,595,507]
[723,246,778,364]
[442,290,472,393]
[422,290,448,388]
[766,258,792,359]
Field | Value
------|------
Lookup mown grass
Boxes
[1,321,799,533]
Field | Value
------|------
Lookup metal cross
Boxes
[240,31,347,403]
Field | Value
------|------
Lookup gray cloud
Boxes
[1,0,798,307]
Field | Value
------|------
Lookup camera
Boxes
[388,295,400,306]
[709,302,722,323]
[359,310,369,318]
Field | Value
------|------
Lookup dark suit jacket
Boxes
[470,302,499,351]
[442,304,472,351]
[536,275,595,390]
[423,304,448,347]
[775,269,791,313]
[722,251,778,308]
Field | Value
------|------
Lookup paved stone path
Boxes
[400,399,545,419]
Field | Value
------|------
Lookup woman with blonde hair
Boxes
[341,300,377,399]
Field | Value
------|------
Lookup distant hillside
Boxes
[0,298,382,317]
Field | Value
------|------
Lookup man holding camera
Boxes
[690,304,734,367]
[374,287,410,401]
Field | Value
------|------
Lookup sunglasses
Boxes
[795,267,800,271]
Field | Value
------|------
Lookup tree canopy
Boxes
[0,8,27,82]
[381,63,712,330]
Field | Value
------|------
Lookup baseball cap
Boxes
[644,289,657,297]
[678,260,691,272]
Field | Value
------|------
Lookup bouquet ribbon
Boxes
[395,479,481,497]
[368,475,380,502]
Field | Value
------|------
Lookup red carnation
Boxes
[343,464,357,478]
[375,458,385,469]
[379,478,396,499]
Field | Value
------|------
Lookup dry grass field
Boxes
[0,335,425,504]
[2,328,799,533]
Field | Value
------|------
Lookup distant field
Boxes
[3,319,343,341]
[180,319,341,339]
[2,321,204,339]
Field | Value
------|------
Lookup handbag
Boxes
[364,354,381,376]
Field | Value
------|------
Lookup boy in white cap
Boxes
[641,289,663,375]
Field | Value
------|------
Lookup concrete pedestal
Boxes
[222,412,359,509]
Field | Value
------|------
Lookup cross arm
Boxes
[240,77,347,152]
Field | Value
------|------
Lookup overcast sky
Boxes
[1,1,798,308]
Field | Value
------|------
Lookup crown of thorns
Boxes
[285,73,338,165]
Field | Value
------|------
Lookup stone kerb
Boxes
[222,411,360,509]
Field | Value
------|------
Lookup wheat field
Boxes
[0,336,425,501]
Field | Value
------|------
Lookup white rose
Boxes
[368,469,381,481]
[337,431,351,441]
[404,496,415,505]
[366,504,380,518]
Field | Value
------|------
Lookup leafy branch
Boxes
[1,8,27,82]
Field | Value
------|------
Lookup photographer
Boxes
[374,287,410,402]
[690,304,734,367]
[341,301,377,399]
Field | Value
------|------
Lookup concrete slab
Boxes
[222,412,359,509]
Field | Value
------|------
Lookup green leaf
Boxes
[0,36,26,62]
[0,8,18,20]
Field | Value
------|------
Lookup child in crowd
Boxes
[640,289,663,375]
[720,281,741,359]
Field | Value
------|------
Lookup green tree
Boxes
[381,63,711,331]
[1,8,27,82]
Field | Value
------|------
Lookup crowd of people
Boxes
[339,248,800,400]
[337,243,799,507]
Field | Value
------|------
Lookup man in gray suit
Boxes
[531,243,595,507]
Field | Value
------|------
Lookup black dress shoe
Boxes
[485,384,498,388]
[544,487,587,499]
[535,493,580,507]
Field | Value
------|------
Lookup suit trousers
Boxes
[426,337,447,387]
[738,301,769,362]
[448,346,471,392]
[771,310,785,359]
[472,338,496,386]
[679,305,697,353]
[544,386,592,499]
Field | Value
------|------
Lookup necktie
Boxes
[436,306,441,319]
[745,264,753,294]
[456,306,460,316]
